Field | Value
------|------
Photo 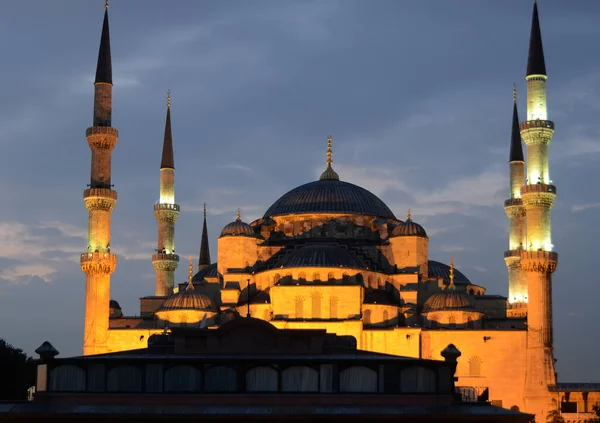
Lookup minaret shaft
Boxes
[81,8,117,356]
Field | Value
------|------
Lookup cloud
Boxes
[571,202,600,212]
[0,264,56,284]
[220,163,256,174]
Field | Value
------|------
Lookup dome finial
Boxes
[236,208,241,221]
[407,208,412,220]
[105,0,109,9]
[203,203,207,218]
[319,135,340,181]
[448,256,456,290]
[187,256,194,290]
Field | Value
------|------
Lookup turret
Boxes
[81,1,118,355]
[504,87,527,316]
[152,91,180,296]
[389,209,428,279]
[520,2,558,418]
[198,204,211,271]
[217,209,258,276]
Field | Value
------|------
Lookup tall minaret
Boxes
[504,86,527,318]
[520,1,558,416]
[152,91,180,296]
[198,204,211,272]
[81,1,118,356]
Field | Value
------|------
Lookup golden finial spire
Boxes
[236,208,241,221]
[105,0,109,9]
[167,90,171,108]
[326,135,333,166]
[407,208,412,220]
[187,256,194,289]
[448,256,456,289]
[203,203,207,218]
[513,83,517,102]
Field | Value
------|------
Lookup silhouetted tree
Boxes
[546,409,565,423]
[585,404,600,423]
[0,338,35,400]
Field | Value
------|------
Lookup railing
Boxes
[456,386,489,402]
[84,188,117,200]
[521,250,558,262]
[520,120,554,131]
[86,126,119,137]
[80,252,116,263]
[152,253,180,262]
[154,203,180,212]
[504,250,522,258]
[504,198,523,208]
[521,184,556,195]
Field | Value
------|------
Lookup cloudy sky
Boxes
[1,0,599,381]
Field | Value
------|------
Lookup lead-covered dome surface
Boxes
[428,260,471,284]
[423,289,477,313]
[263,179,396,219]
[220,218,254,237]
[276,244,367,270]
[391,218,427,238]
[159,286,215,311]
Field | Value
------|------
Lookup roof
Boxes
[428,260,471,284]
[526,1,546,76]
[95,9,112,84]
[192,262,218,283]
[391,217,427,238]
[263,179,396,219]
[160,105,174,169]
[509,100,524,162]
[198,208,210,267]
[158,285,215,312]
[220,217,254,237]
[275,245,367,271]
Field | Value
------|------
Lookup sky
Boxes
[0,0,599,382]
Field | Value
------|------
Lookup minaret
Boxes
[504,86,527,318]
[198,204,211,272]
[520,1,558,416]
[152,91,180,296]
[81,1,118,356]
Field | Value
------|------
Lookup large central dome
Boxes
[263,178,396,219]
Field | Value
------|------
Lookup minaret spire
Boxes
[160,90,174,169]
[509,85,524,162]
[198,203,211,271]
[81,2,119,355]
[526,1,546,77]
[95,3,112,86]
[153,91,180,296]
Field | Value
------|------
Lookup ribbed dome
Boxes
[423,289,476,313]
[391,217,427,237]
[428,260,471,284]
[220,217,254,237]
[263,179,395,219]
[159,285,215,312]
[277,245,367,270]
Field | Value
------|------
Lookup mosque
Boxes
[78,2,600,421]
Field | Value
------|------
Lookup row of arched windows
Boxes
[271,272,389,288]
[294,295,339,319]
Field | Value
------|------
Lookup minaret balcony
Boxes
[520,184,556,208]
[84,188,118,200]
[521,183,556,196]
[80,252,117,275]
[154,203,180,212]
[520,250,558,274]
[152,253,180,262]
[504,249,522,258]
[86,126,119,138]
[520,120,554,131]
[84,188,117,212]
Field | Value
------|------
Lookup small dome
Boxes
[423,289,476,313]
[109,299,121,309]
[159,285,215,312]
[428,260,471,284]
[220,211,254,237]
[391,212,427,237]
[276,245,366,270]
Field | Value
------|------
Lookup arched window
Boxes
[377,277,382,288]
[311,292,321,318]
[368,276,375,289]
[342,273,350,284]
[295,296,304,318]
[205,366,236,392]
[328,272,335,282]
[469,288,475,295]
[298,272,306,282]
[356,273,364,286]
[383,310,389,323]
[469,356,482,377]
[329,296,338,319]
[313,273,321,282]
[273,273,281,284]
[340,366,377,392]
[363,309,372,324]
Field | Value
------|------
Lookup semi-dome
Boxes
[263,179,395,219]
[192,262,218,283]
[428,260,471,284]
[220,210,254,237]
[391,211,427,237]
[423,288,476,313]
[159,285,215,312]
[276,244,367,270]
